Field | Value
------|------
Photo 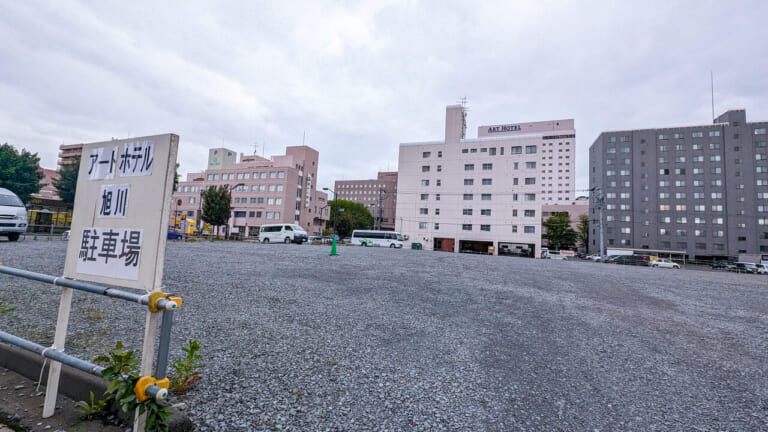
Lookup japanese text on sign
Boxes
[76,228,144,280]
[98,184,130,218]
[119,141,155,177]
[88,147,117,180]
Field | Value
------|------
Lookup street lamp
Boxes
[322,187,336,238]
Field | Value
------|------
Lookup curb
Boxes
[0,343,194,431]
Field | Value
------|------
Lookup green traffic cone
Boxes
[329,237,338,256]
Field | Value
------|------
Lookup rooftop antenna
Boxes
[711,71,715,123]
[302,130,306,146]
[253,141,258,155]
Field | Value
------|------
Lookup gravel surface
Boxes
[1,239,767,431]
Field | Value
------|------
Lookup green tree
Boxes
[200,185,232,236]
[543,212,578,250]
[0,143,43,203]
[173,162,180,191]
[576,214,590,250]
[53,157,80,204]
[328,199,374,238]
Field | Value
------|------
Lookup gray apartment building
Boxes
[589,109,768,260]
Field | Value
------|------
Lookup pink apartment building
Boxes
[397,104,576,255]
[334,172,398,231]
[171,145,329,237]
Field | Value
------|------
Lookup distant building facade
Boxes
[172,146,329,237]
[334,172,398,231]
[397,104,576,255]
[589,109,768,259]
[58,143,83,168]
[541,198,589,250]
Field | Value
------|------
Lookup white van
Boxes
[258,224,308,244]
[0,188,28,242]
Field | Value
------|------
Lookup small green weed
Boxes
[74,391,108,420]
[0,302,15,314]
[169,340,203,394]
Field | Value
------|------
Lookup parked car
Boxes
[547,251,567,260]
[650,258,680,269]
[259,224,308,244]
[711,260,734,270]
[729,262,759,274]
[167,229,182,240]
[0,188,28,242]
[754,263,768,275]
[606,255,651,266]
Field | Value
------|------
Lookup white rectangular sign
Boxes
[98,184,130,218]
[76,228,143,280]
[64,134,178,290]
[87,146,117,180]
[119,140,155,177]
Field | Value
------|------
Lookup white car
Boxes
[651,258,680,269]
[0,187,28,241]
[754,263,768,275]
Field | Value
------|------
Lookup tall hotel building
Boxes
[397,104,575,254]
[171,145,329,237]
[334,172,398,231]
[589,109,768,259]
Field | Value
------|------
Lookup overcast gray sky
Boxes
[2,1,767,193]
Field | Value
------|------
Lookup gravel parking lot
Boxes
[1,240,767,431]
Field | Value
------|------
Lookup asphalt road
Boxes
[1,239,766,431]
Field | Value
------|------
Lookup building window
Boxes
[419,222,427,229]
[422,165,430,172]
[480,225,490,232]
[437,165,442,172]
[524,209,535,217]
[481,194,492,201]
[463,194,473,200]
[419,208,428,215]
[524,193,535,201]
[511,146,522,154]
[524,177,536,185]
[755,128,767,135]
[525,145,537,154]
[482,163,493,170]
[438,151,443,157]
[464,178,474,186]
[481,209,491,216]
[463,208,473,216]
[462,224,472,231]
[435,193,441,200]
[489,147,496,155]
[434,223,440,230]
[482,178,492,185]
[464,164,474,171]
[435,208,440,215]
[526,161,536,169]
[421,194,429,200]
[422,151,431,158]
[524,226,535,233]
[421,179,430,186]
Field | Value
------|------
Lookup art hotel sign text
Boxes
[487,124,521,133]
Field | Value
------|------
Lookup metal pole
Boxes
[0,266,177,310]
[155,310,174,379]
[599,192,605,259]
[0,329,168,400]
[0,329,104,376]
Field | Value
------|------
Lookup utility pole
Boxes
[377,188,385,230]
[592,187,605,259]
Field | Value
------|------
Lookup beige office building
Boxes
[334,172,398,231]
[397,104,575,255]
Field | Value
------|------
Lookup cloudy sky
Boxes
[2,1,767,193]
